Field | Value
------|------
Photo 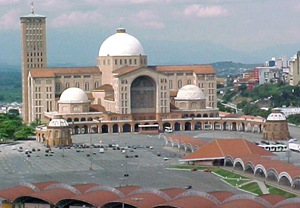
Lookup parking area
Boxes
[0,127,299,193]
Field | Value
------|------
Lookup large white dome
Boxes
[58,87,89,103]
[175,85,206,100]
[99,28,145,56]
[48,119,69,127]
[267,112,286,121]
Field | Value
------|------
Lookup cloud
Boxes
[129,0,160,3]
[0,9,20,30]
[143,21,165,29]
[49,11,104,28]
[131,9,165,29]
[0,0,20,6]
[136,10,159,20]
[183,4,228,17]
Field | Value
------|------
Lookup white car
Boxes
[163,157,169,161]
[11,146,16,150]
[165,127,173,133]
[289,138,297,143]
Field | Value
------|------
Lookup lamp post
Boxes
[119,178,127,208]
[131,197,143,208]
[89,136,93,170]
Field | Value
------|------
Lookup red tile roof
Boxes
[0,182,297,208]
[160,195,217,208]
[182,139,275,161]
[113,66,142,76]
[258,194,287,205]
[29,67,100,78]
[150,64,216,74]
[120,193,167,208]
[114,186,142,196]
[159,188,186,198]
[217,199,268,208]
[0,186,36,202]
[208,191,235,203]
[30,188,78,204]
[35,182,60,190]
[165,135,208,149]
[68,190,121,207]
[72,183,99,193]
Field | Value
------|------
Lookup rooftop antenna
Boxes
[31,2,35,14]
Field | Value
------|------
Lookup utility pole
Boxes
[119,178,127,208]
[90,136,93,170]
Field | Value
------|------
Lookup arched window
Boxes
[75,82,79,88]
[54,130,59,138]
[73,105,80,111]
[178,80,182,88]
[191,102,197,108]
[187,79,191,85]
[180,102,186,108]
[85,82,89,91]
[62,106,68,111]
[169,80,173,89]
[55,82,61,92]
[115,59,118,65]
[94,81,99,88]
[66,82,70,88]
[62,130,66,138]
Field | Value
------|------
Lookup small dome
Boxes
[59,87,89,103]
[99,28,144,56]
[175,85,205,100]
[267,111,286,121]
[48,119,69,127]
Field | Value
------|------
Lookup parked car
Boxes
[185,185,192,189]
[203,169,212,173]
[289,138,297,143]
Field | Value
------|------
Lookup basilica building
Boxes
[22,13,218,145]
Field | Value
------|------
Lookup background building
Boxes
[20,4,47,123]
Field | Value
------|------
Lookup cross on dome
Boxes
[31,2,35,14]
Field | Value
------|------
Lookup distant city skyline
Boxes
[1,0,300,66]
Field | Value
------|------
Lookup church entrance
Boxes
[131,76,156,114]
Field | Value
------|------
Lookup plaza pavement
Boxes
[0,127,299,195]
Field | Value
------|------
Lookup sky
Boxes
[1,0,300,67]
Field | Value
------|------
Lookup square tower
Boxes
[20,4,47,123]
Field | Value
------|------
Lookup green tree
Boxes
[237,100,248,109]
[238,84,247,92]
[287,114,300,125]
[14,125,34,139]
[0,113,34,141]
[30,118,41,128]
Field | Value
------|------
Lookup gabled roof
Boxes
[149,64,215,74]
[181,139,275,161]
[94,84,114,91]
[165,135,208,149]
[29,67,100,78]
[113,66,142,76]
[113,64,215,77]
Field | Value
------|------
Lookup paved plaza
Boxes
[0,126,300,194]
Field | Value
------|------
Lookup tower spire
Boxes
[31,2,35,14]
